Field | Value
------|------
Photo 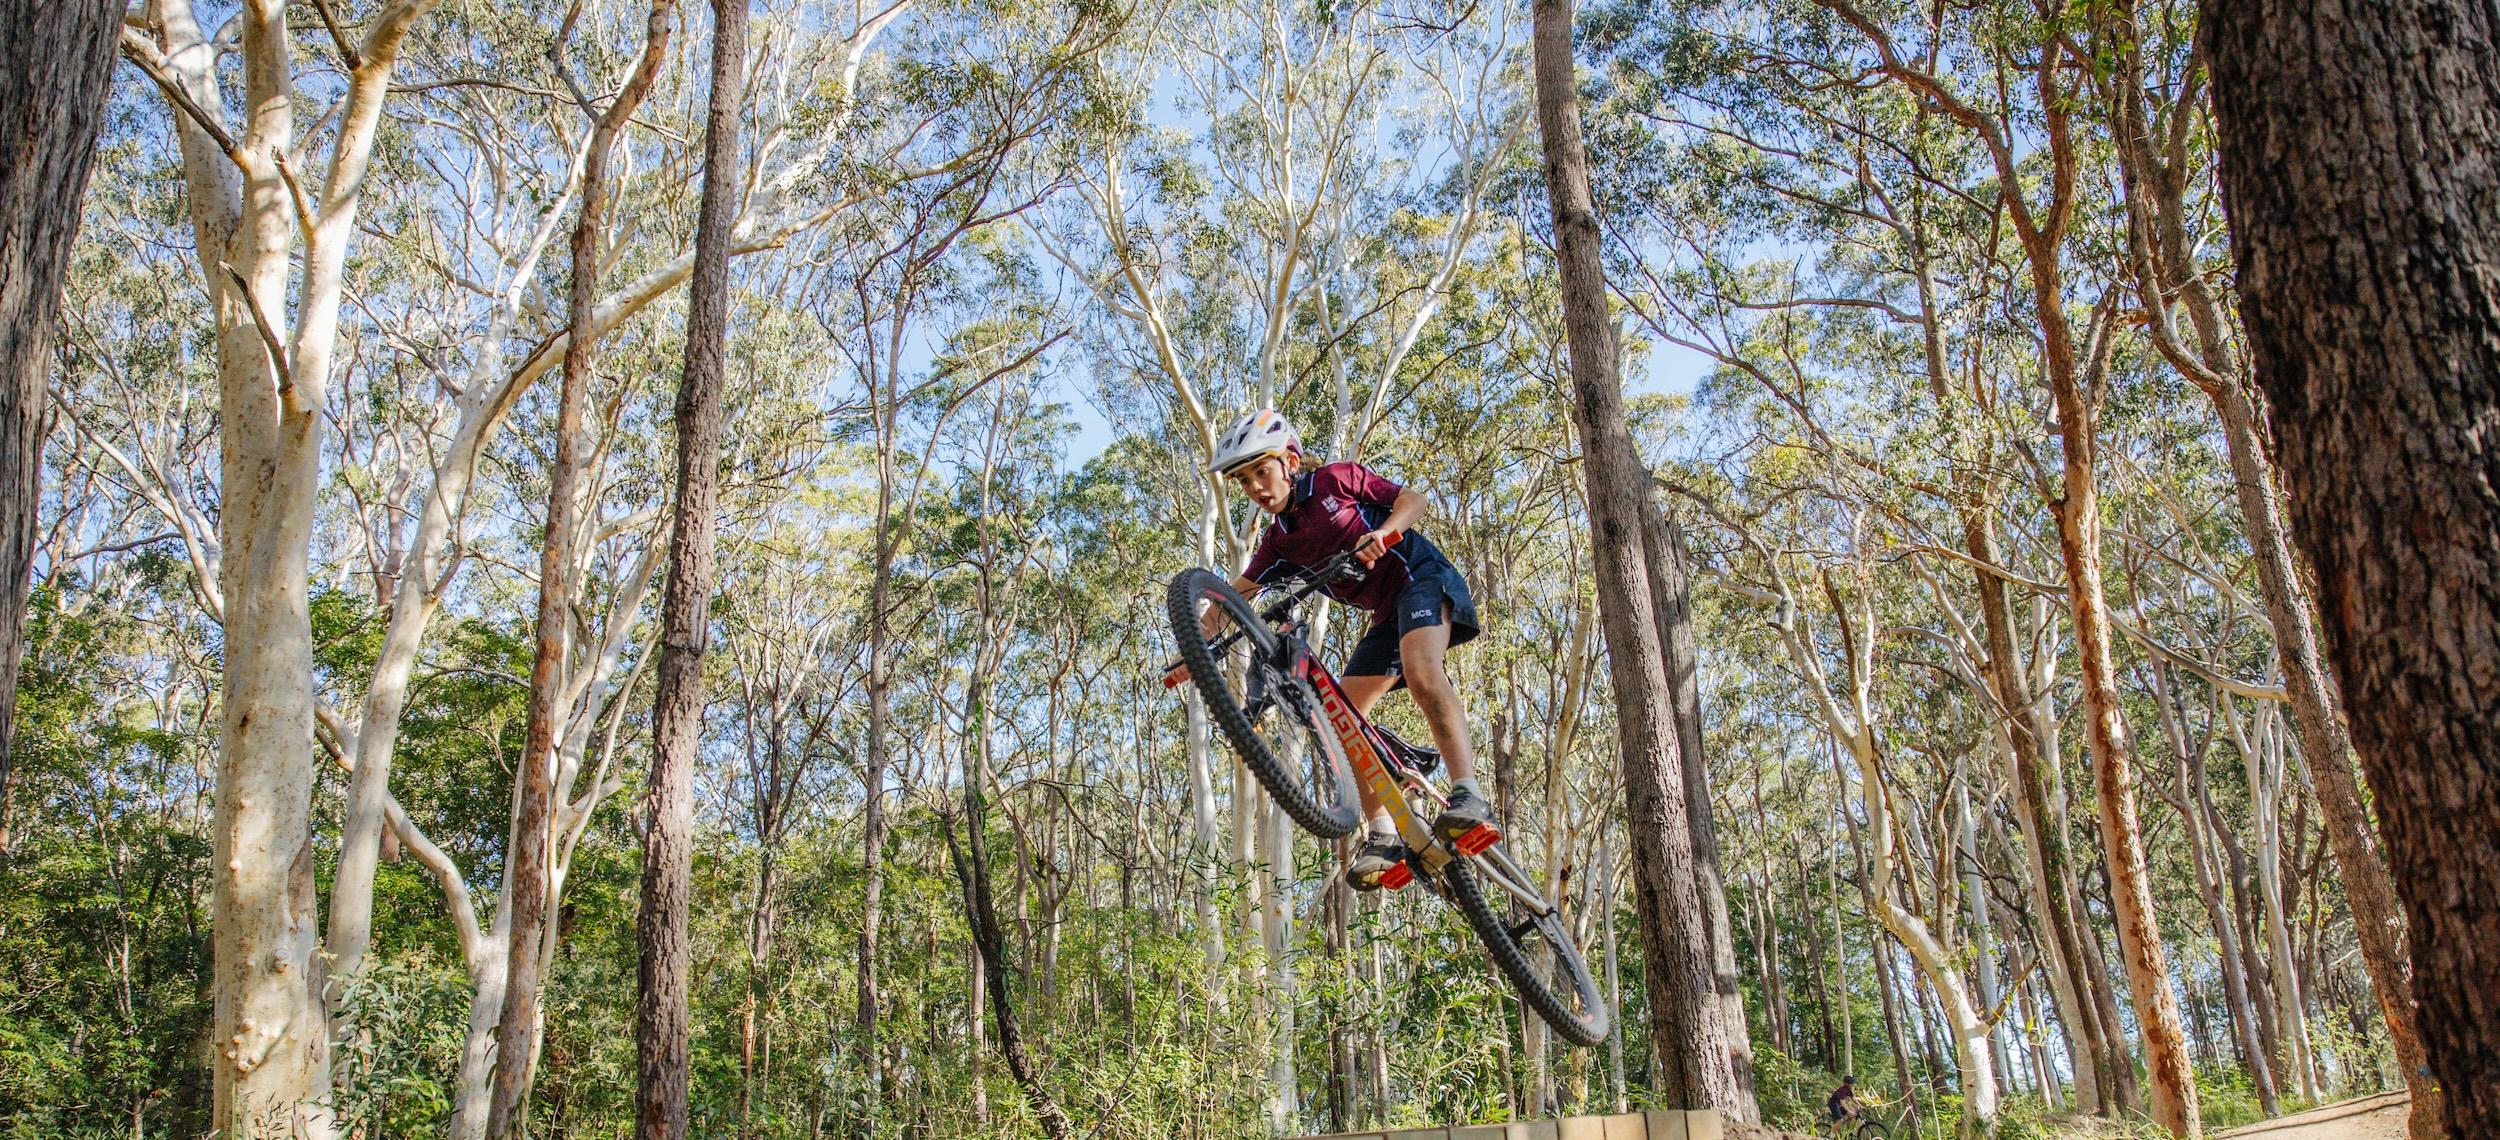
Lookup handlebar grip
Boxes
[1162,663,1191,688]
[1382,530,1403,548]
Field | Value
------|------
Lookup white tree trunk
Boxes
[1771,569,2000,1129]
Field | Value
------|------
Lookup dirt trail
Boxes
[2214,1092,2411,1140]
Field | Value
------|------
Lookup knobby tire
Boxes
[1441,857,1611,1047]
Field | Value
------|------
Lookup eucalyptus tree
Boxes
[2206,9,2500,1134]
[1585,15,2147,1115]
[1703,488,2007,1132]
[636,1,748,1134]
[793,5,1115,1107]
[2210,0,2500,1115]
[1778,5,2198,1125]
[86,0,1107,1131]
[113,0,457,1128]
[1532,0,1745,1113]
[489,9,684,1136]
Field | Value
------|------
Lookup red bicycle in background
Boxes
[1162,539,1611,1047]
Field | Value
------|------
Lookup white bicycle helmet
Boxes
[1209,408,1302,475]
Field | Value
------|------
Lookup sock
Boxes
[1368,811,1397,842]
[1453,776,1484,801]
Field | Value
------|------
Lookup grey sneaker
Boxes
[1434,787,1501,855]
[1345,836,1411,891]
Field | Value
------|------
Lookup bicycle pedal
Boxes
[1448,823,1500,857]
[1380,863,1414,890]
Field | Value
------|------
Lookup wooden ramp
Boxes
[1296,1108,1725,1140]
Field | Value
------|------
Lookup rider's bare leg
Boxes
[1395,617,1478,785]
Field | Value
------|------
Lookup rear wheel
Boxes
[1440,846,1611,1047]
[1165,568,1360,839]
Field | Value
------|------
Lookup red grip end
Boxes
[1163,665,1191,688]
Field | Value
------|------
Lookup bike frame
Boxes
[1286,631,1446,890]
[1274,621,1556,913]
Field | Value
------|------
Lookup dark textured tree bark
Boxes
[1530,0,1741,1110]
[489,6,679,1135]
[1640,489,1759,1120]
[0,0,119,851]
[634,4,743,1138]
[2204,4,2500,1136]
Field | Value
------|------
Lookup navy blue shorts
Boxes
[1342,563,1480,679]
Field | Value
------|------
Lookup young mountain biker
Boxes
[1200,408,1496,890]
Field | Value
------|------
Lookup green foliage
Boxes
[328,951,472,1135]
[0,580,215,1136]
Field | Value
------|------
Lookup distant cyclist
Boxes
[1199,409,1495,888]
[1827,1075,1863,1133]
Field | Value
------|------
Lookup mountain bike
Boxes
[1161,540,1612,1048]
[1824,1094,1906,1139]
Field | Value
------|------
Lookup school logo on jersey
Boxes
[1321,495,1343,513]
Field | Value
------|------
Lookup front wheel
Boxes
[1165,568,1361,839]
[1441,848,1611,1047]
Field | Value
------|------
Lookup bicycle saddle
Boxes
[1371,724,1441,778]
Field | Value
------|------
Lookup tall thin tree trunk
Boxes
[635,6,742,1136]
[2018,969,2058,1107]
[1640,490,1759,1120]
[1602,839,1629,1113]
[1831,805,1856,1076]
[1873,937,1914,1107]
[2024,149,2202,1137]
[1966,515,2112,1114]
[0,0,118,849]
[1956,782,2013,1091]
[1529,0,1740,1109]
[489,8,678,1133]
[949,696,1074,1140]
[857,403,899,1132]
[2155,662,2278,1112]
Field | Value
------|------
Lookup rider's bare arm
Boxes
[1354,489,1429,565]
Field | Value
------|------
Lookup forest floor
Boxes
[2213,1091,2411,1140]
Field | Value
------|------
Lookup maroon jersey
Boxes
[1244,462,1455,620]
